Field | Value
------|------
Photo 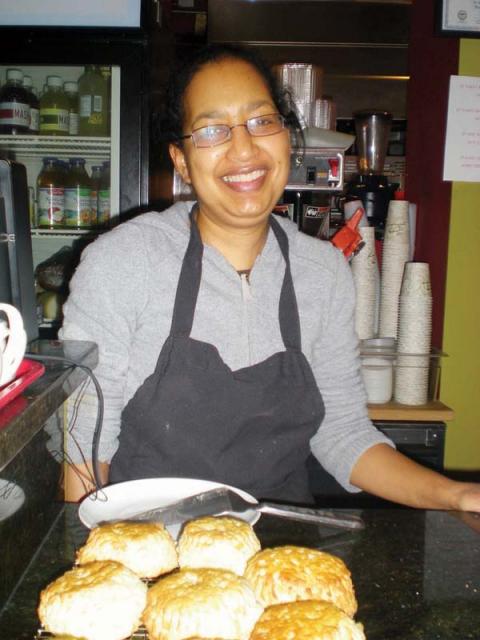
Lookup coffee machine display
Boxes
[346,110,398,232]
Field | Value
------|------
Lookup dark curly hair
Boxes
[161,43,303,148]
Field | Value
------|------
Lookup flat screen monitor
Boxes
[0,160,38,342]
[0,0,142,28]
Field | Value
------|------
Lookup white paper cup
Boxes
[352,226,379,339]
[387,199,410,222]
[361,355,394,403]
[400,262,432,297]
[360,338,396,404]
[394,354,430,405]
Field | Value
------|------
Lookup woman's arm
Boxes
[350,443,480,512]
[59,224,148,501]
[308,246,395,491]
[64,461,110,503]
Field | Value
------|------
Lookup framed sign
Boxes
[437,0,480,37]
[443,76,480,183]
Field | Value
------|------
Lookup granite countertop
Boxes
[1,505,479,639]
[0,339,100,616]
[0,339,98,471]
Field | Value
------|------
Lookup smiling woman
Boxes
[60,44,480,517]
[166,47,299,262]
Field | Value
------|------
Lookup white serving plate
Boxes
[78,477,260,539]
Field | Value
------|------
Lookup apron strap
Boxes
[170,206,204,337]
[171,206,302,351]
[269,214,302,351]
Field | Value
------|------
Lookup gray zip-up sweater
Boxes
[59,201,393,491]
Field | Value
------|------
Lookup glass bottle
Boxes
[64,158,93,229]
[99,66,111,136]
[0,68,31,134]
[78,65,109,137]
[89,165,103,227]
[39,75,69,136]
[37,157,65,229]
[97,161,111,227]
[22,75,40,134]
[63,81,79,136]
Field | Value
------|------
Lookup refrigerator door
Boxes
[0,28,151,335]
[0,32,150,218]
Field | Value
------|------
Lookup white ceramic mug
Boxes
[0,304,27,387]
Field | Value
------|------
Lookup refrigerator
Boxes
[0,0,157,337]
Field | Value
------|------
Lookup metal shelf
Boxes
[31,228,102,238]
[0,135,110,159]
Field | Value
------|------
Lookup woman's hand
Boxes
[455,482,480,513]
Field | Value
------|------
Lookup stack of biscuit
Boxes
[38,514,366,640]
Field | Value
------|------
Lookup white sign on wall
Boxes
[443,75,480,183]
[0,0,141,27]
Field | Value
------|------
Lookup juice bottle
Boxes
[0,68,31,134]
[64,81,79,136]
[78,65,108,137]
[99,66,111,136]
[97,161,111,227]
[37,157,65,228]
[22,75,40,134]
[64,158,93,229]
[89,165,103,227]
[39,75,69,136]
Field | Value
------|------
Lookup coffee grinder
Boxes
[280,127,355,239]
[347,110,397,233]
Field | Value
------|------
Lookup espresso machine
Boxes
[279,127,354,239]
[346,110,397,233]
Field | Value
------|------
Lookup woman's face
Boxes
[170,57,291,231]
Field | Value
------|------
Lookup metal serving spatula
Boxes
[113,487,364,530]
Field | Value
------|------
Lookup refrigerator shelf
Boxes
[31,228,105,237]
[0,135,110,159]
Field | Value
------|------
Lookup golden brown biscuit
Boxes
[143,567,263,640]
[76,520,178,578]
[38,560,147,640]
[244,546,357,617]
[177,516,261,575]
[250,600,366,640]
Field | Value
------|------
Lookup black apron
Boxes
[109,209,325,502]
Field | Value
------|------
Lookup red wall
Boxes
[405,1,459,348]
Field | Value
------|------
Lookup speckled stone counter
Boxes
[0,339,98,470]
[1,505,479,639]
[0,340,98,617]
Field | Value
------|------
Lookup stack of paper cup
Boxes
[394,262,433,405]
[351,226,379,339]
[378,200,410,339]
[408,202,417,260]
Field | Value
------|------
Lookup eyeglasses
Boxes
[180,113,286,148]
